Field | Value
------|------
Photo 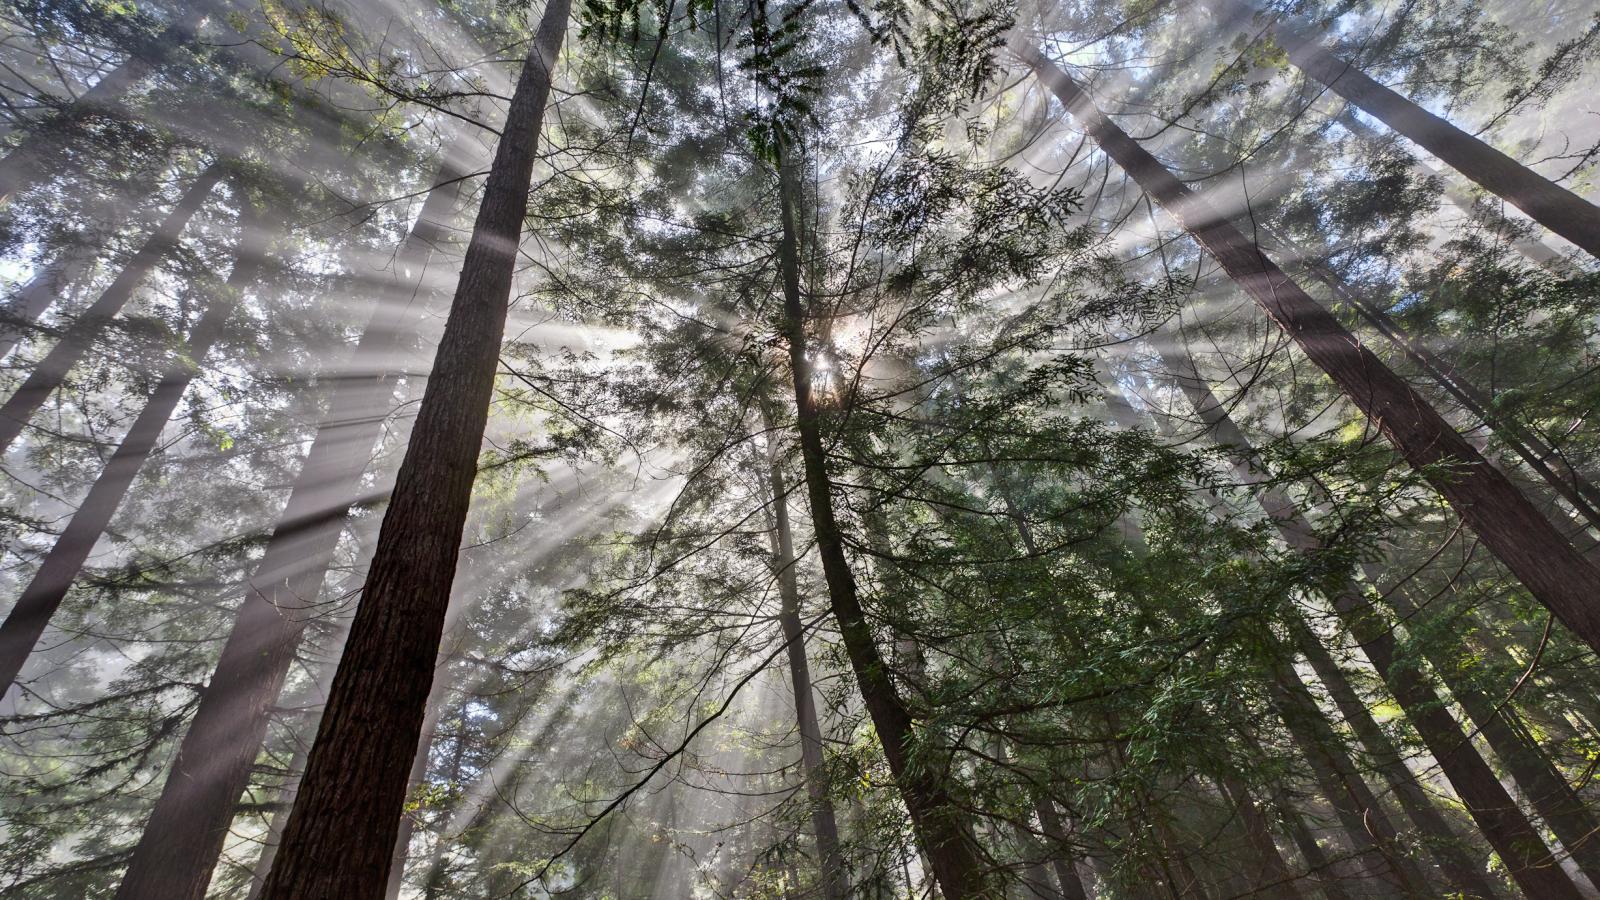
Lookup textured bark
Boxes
[114,160,464,900]
[0,162,225,455]
[1147,337,1585,899]
[254,4,570,894]
[774,146,988,899]
[383,678,452,900]
[756,424,848,900]
[1217,0,1600,260]
[1022,49,1600,657]
[0,193,265,693]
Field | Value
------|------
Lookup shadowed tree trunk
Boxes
[1216,775,1298,899]
[113,158,465,900]
[254,2,570,893]
[1215,0,1600,260]
[773,143,987,899]
[1382,587,1600,889]
[1143,335,1585,899]
[1264,652,1430,897]
[0,161,226,455]
[1019,47,1600,659]
[1102,360,1500,898]
[1288,618,1506,899]
[0,192,266,693]
[384,675,454,900]
[756,420,848,900]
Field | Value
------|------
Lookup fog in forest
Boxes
[1,0,1599,897]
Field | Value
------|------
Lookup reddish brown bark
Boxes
[113,160,465,900]
[254,3,570,894]
[1022,48,1600,659]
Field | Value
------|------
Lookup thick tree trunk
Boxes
[1299,258,1600,536]
[113,160,464,900]
[384,677,453,900]
[0,162,225,455]
[0,194,265,693]
[1146,337,1585,899]
[254,3,570,894]
[0,239,99,361]
[773,145,987,899]
[1021,48,1600,657]
[1215,0,1600,260]
[757,424,848,900]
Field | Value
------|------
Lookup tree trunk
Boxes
[1274,794,1358,900]
[1384,587,1600,889]
[1216,775,1298,899]
[384,677,453,900]
[1215,0,1600,260]
[1265,653,1431,898]
[1289,618,1505,899]
[0,161,226,455]
[1020,48,1600,657]
[113,159,464,900]
[1144,336,1585,899]
[0,238,99,361]
[757,421,848,900]
[0,5,211,204]
[0,191,265,693]
[254,2,570,893]
[1034,799,1090,900]
[773,144,987,899]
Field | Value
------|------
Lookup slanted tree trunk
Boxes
[756,421,848,900]
[1288,618,1506,900]
[1100,359,1500,898]
[1383,587,1600,889]
[1213,0,1600,260]
[114,159,465,900]
[1034,799,1091,900]
[384,676,453,900]
[1019,48,1600,657]
[773,144,987,899]
[1144,335,1585,899]
[0,239,99,361]
[1334,110,1564,267]
[0,162,226,455]
[1273,792,1358,900]
[0,193,265,693]
[1264,652,1431,898]
[0,5,213,204]
[1215,775,1298,899]
[254,2,571,893]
